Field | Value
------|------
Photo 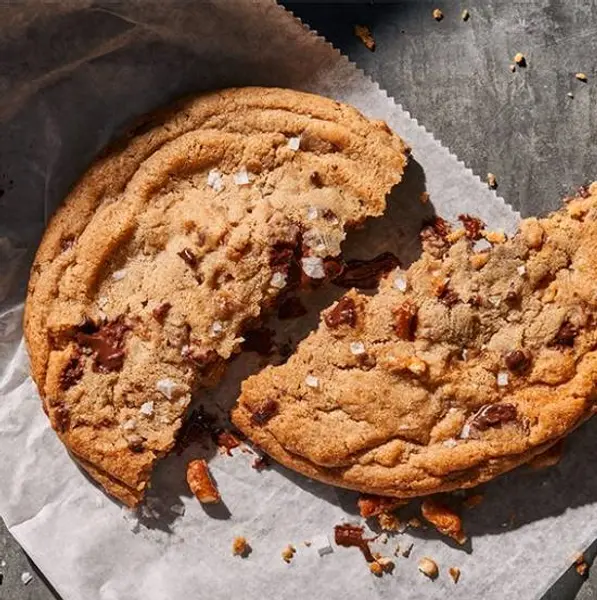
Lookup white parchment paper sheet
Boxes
[1,2,596,599]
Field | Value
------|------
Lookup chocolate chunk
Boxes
[472,403,517,431]
[552,321,577,347]
[152,302,172,324]
[325,296,358,329]
[250,399,279,425]
[216,431,241,456]
[438,286,459,307]
[178,248,198,268]
[277,296,308,320]
[53,405,70,433]
[59,351,83,390]
[504,350,531,373]
[392,300,418,340]
[242,327,275,356]
[458,214,486,240]
[310,171,324,188]
[334,524,375,562]
[75,317,129,373]
[270,236,302,287]
[332,252,400,290]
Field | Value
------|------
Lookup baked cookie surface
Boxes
[24,87,408,506]
[233,186,597,498]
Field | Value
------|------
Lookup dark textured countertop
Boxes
[2,2,597,599]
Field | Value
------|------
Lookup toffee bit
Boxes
[281,545,296,563]
[354,25,376,51]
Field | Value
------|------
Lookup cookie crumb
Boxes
[449,566,461,583]
[461,9,470,21]
[408,517,422,528]
[370,561,384,576]
[401,542,413,557]
[469,253,490,270]
[514,52,526,67]
[576,72,588,82]
[421,498,467,545]
[418,557,439,579]
[432,8,444,21]
[484,229,507,244]
[568,92,574,99]
[232,536,251,557]
[378,512,401,531]
[21,572,33,585]
[354,25,376,51]
[186,459,221,504]
[575,553,589,576]
[419,191,430,204]
[509,64,516,73]
[282,544,296,563]
[370,555,394,576]
[487,173,498,189]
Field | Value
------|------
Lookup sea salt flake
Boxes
[303,229,328,252]
[21,572,33,585]
[301,256,326,279]
[394,274,408,292]
[211,321,224,336]
[497,371,509,387]
[517,265,526,276]
[305,375,319,388]
[270,272,287,289]
[97,296,109,308]
[156,378,177,399]
[460,423,472,439]
[112,269,127,281]
[140,401,154,416]
[350,341,366,355]
[312,534,333,556]
[443,438,458,448]
[287,136,301,151]
[207,169,224,192]
[233,167,250,186]
[170,504,186,516]
[306,206,319,221]
[122,418,137,431]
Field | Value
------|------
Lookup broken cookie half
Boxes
[24,87,409,506]
[233,186,597,498]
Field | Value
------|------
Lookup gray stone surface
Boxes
[2,1,597,599]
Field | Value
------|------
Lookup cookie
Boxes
[24,87,409,505]
[233,185,597,498]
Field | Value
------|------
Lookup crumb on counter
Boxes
[514,52,526,66]
[487,173,498,189]
[421,498,467,545]
[461,9,470,21]
[232,536,251,557]
[576,72,588,82]
[281,544,296,563]
[186,459,221,504]
[354,25,376,51]
[432,8,444,21]
[449,566,461,583]
[418,557,439,579]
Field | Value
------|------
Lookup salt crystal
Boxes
[211,321,224,336]
[517,265,526,276]
[497,371,509,387]
[460,423,471,439]
[270,272,287,289]
[305,375,319,388]
[1,560,6,567]
[233,167,250,186]
[207,169,224,192]
[97,296,109,308]
[301,256,326,279]
[140,401,154,416]
[287,136,301,151]
[170,504,186,516]
[350,341,366,355]
[394,274,408,292]
[311,534,333,556]
[306,206,319,221]
[443,438,458,448]
[21,572,33,585]
[122,418,137,431]
[489,295,501,307]
[112,269,127,281]
[156,378,177,400]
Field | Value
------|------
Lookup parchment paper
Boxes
[1,2,596,599]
